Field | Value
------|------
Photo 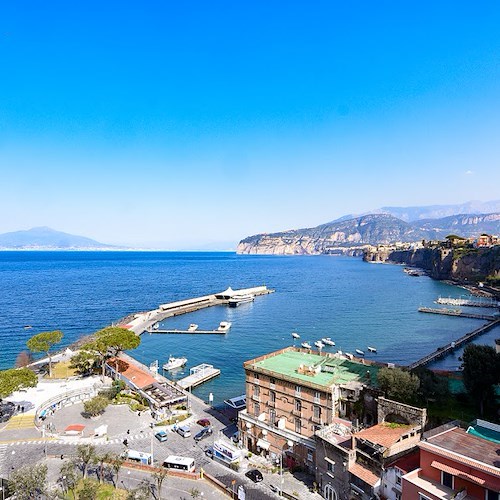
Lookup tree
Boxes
[110,454,124,489]
[59,460,79,497]
[70,350,99,375]
[377,367,420,404]
[189,487,201,498]
[94,451,114,484]
[76,444,97,479]
[127,479,152,500]
[462,344,500,416]
[79,479,99,500]
[9,463,47,500]
[26,330,63,377]
[152,469,169,500]
[413,367,449,403]
[15,351,33,368]
[0,367,37,399]
[83,327,140,380]
[83,395,109,417]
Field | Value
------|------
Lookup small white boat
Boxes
[292,332,300,339]
[224,394,246,410]
[187,323,199,332]
[163,355,187,371]
[218,321,232,332]
[301,341,312,349]
[228,294,255,307]
[321,337,335,346]
[355,349,365,356]
[314,340,325,349]
[153,323,159,330]
[368,346,377,353]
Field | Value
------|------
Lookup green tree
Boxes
[9,463,47,500]
[189,487,201,498]
[83,327,140,380]
[93,451,114,484]
[26,330,63,377]
[110,454,124,489]
[413,367,450,403]
[60,460,79,498]
[79,479,99,500]
[76,444,97,479]
[127,479,152,500]
[83,395,109,417]
[377,367,420,404]
[70,350,99,376]
[462,344,500,416]
[0,367,37,399]
[152,469,169,500]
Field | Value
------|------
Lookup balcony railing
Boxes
[252,394,261,402]
[292,409,302,417]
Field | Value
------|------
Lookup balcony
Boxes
[311,415,322,424]
[292,409,302,417]
[251,394,261,402]
[267,400,275,407]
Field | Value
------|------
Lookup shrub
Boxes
[83,396,109,417]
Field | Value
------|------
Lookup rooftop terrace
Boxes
[245,348,381,389]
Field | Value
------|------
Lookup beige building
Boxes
[238,347,383,473]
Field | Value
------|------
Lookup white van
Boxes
[177,425,191,438]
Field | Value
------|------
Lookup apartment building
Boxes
[238,347,382,473]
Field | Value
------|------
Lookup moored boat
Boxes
[163,355,188,371]
[218,321,232,332]
[224,394,246,410]
[314,340,325,349]
[321,337,335,346]
[228,294,255,307]
[301,341,312,349]
[355,349,365,356]
[292,332,300,339]
[187,323,199,332]
[368,346,377,353]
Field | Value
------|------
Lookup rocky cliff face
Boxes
[237,213,500,255]
[363,246,500,283]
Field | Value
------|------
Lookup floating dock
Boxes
[177,364,220,390]
[418,307,497,321]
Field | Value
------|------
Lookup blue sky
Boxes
[1,1,499,248]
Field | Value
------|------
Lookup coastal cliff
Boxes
[363,245,500,283]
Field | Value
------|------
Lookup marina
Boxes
[177,363,221,390]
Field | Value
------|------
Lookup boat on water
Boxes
[218,321,232,332]
[228,294,255,308]
[367,346,377,353]
[23,325,33,330]
[321,337,335,346]
[355,349,365,356]
[224,394,246,410]
[301,341,312,349]
[291,332,300,339]
[314,340,325,349]
[153,323,160,330]
[163,355,188,371]
[187,324,199,332]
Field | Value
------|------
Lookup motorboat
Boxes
[218,321,232,332]
[301,341,312,349]
[224,394,247,410]
[367,346,377,353]
[23,325,33,330]
[187,324,199,332]
[228,294,255,307]
[314,340,325,349]
[355,349,365,356]
[292,332,300,339]
[153,323,159,330]
[321,337,335,346]
[162,355,188,371]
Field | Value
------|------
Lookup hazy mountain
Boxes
[237,213,500,255]
[0,227,118,249]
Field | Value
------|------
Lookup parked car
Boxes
[194,427,213,442]
[154,430,168,442]
[196,418,211,427]
[176,425,191,438]
[245,469,263,483]
[231,430,240,443]
[204,445,214,458]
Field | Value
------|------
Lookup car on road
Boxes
[194,427,213,442]
[245,469,263,483]
[176,425,191,438]
[154,430,168,442]
[196,418,211,427]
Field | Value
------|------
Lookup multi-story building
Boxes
[238,347,382,473]
[402,420,500,499]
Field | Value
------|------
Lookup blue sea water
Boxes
[1,251,498,405]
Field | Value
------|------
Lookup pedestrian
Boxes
[21,406,25,413]
[127,429,130,434]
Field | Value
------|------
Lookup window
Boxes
[295,418,301,434]
[314,391,321,403]
[254,373,259,382]
[270,377,276,389]
[323,484,338,500]
[295,399,302,412]
[269,409,276,425]
[486,490,499,500]
[326,460,335,473]
[419,495,432,500]
[254,403,260,416]
[313,405,322,420]
[441,471,453,489]
[254,384,260,397]
[270,391,276,403]
[395,468,402,485]
[295,385,301,397]
[307,450,313,462]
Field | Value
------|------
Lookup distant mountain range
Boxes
[237,212,500,255]
[0,227,118,250]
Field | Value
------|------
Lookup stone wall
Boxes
[377,397,427,428]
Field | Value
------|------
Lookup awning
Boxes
[257,439,270,450]
[430,461,498,490]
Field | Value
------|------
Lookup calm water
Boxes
[1,251,498,404]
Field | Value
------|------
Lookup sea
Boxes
[1,251,498,405]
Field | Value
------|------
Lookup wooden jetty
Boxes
[408,317,500,370]
[177,364,220,390]
[148,328,226,335]
[418,307,497,321]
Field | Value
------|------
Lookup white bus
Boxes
[162,455,195,472]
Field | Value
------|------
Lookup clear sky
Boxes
[1,1,499,249]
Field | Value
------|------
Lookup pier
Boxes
[118,285,273,335]
[436,296,500,308]
[408,317,500,370]
[148,328,226,335]
[417,307,497,321]
[177,364,220,390]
